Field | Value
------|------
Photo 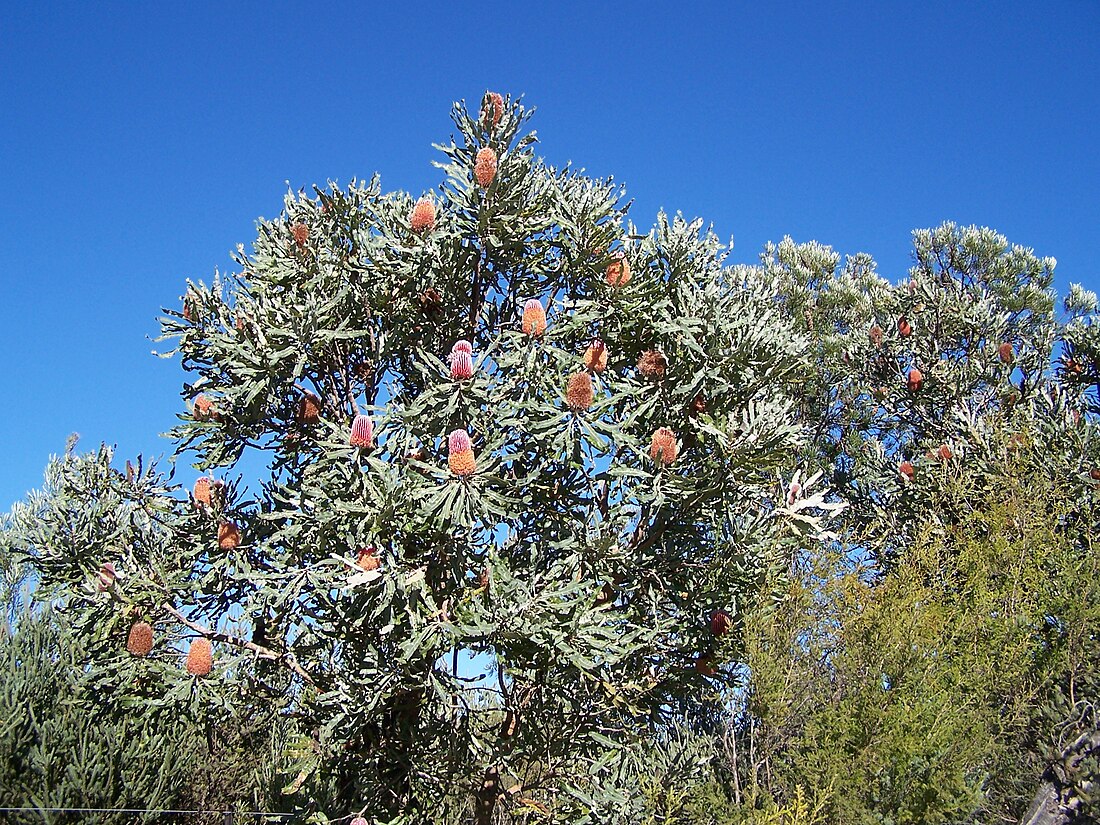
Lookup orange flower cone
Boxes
[218,522,241,551]
[566,372,594,411]
[448,429,476,476]
[650,427,678,465]
[906,368,923,392]
[522,299,547,336]
[127,622,154,656]
[998,342,1014,364]
[606,255,631,287]
[355,547,381,572]
[481,91,504,128]
[410,199,436,233]
[475,147,498,188]
[193,477,212,507]
[583,340,608,373]
[291,222,309,248]
[350,414,374,448]
[186,638,213,676]
[638,349,667,379]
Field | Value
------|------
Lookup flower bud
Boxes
[650,427,678,465]
[474,147,498,188]
[522,299,547,336]
[410,199,436,233]
[186,638,213,676]
[350,414,374,448]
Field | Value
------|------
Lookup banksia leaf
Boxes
[583,339,608,373]
[449,340,475,380]
[410,199,437,234]
[650,427,678,465]
[481,91,504,128]
[638,349,667,379]
[297,392,322,425]
[566,372,594,411]
[606,255,631,287]
[522,299,547,336]
[350,414,374,448]
[186,638,213,676]
[448,429,476,477]
[474,147,498,188]
[127,622,154,657]
[709,610,733,636]
[906,368,923,392]
[218,521,241,551]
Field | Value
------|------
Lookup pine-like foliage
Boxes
[3,95,839,823]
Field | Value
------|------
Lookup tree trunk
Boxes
[1019,729,1100,825]
[473,766,499,825]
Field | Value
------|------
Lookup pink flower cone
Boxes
[449,341,474,380]
[350,414,374,448]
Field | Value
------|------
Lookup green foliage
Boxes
[2,95,832,823]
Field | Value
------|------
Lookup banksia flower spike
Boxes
[297,392,322,425]
[1089,467,1100,481]
[355,547,381,572]
[351,818,369,825]
[906,368,924,392]
[899,461,915,482]
[481,91,504,128]
[96,562,123,592]
[193,477,212,507]
[127,622,154,657]
[449,340,475,380]
[193,394,218,421]
[474,147,498,188]
[898,317,913,338]
[606,255,631,287]
[937,444,954,461]
[448,429,476,477]
[350,414,374,448]
[709,610,733,636]
[182,295,194,322]
[410,198,437,234]
[291,222,309,248]
[869,324,884,347]
[218,521,241,551]
[583,339,608,373]
[650,427,678,465]
[638,349,667,379]
[522,298,547,336]
[186,638,213,677]
[998,342,1014,364]
[566,372,594,411]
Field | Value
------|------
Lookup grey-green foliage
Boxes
[3,95,837,823]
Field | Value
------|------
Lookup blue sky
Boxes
[1,2,1097,510]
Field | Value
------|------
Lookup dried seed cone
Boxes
[355,547,381,572]
[193,477,212,507]
[998,342,1014,364]
[186,638,213,676]
[1090,468,1100,481]
[583,340,608,373]
[127,622,154,657]
[906,368,924,392]
[709,610,733,636]
[606,257,631,287]
[218,521,241,551]
[898,317,913,338]
[448,429,476,476]
[650,427,678,465]
[350,414,374,448]
[474,147,498,188]
[482,91,504,127]
[522,299,547,336]
[638,349,667,379]
[410,199,437,233]
[297,393,322,425]
[566,372,594,411]
[869,325,884,346]
[291,222,309,248]
[899,461,915,482]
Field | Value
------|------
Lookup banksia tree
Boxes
[4,94,831,824]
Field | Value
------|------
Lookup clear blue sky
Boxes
[2,2,1097,510]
